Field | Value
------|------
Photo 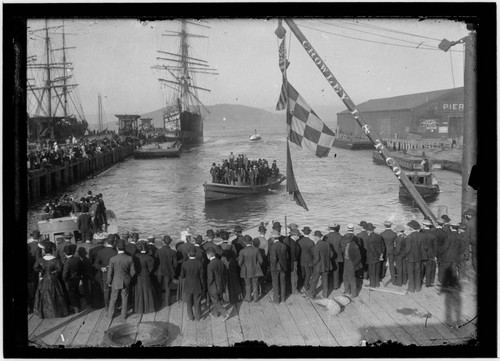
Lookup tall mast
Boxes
[180,20,189,105]
[44,19,53,140]
[62,19,68,119]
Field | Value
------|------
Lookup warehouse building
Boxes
[337,87,464,140]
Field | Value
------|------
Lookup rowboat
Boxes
[249,129,262,142]
[134,141,181,159]
[204,174,286,201]
[399,171,440,199]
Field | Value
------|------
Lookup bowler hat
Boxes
[407,220,421,230]
[243,235,253,244]
[383,220,393,227]
[116,239,126,250]
[302,226,312,234]
[290,228,300,236]
[234,225,243,233]
[422,219,433,227]
[329,224,340,230]
[272,222,282,230]
[63,232,73,239]
[206,229,215,237]
[346,224,355,232]
[313,230,323,238]
[365,223,376,231]
[258,225,267,233]
[271,230,280,237]
[441,214,451,222]
[163,235,172,244]
[194,235,203,244]
[359,221,367,227]
[395,224,405,232]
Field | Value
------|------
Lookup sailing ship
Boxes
[153,20,218,147]
[27,20,88,143]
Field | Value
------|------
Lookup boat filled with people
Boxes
[133,140,182,159]
[204,153,285,201]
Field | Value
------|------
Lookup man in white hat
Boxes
[341,224,362,298]
[421,219,437,287]
[380,220,397,284]
[393,225,407,287]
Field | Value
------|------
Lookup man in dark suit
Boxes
[341,224,363,298]
[356,221,369,279]
[56,232,74,262]
[232,226,246,257]
[307,231,332,299]
[94,236,118,309]
[202,229,216,253]
[269,230,288,303]
[380,220,397,284]
[181,248,206,321]
[77,211,93,242]
[238,235,263,302]
[125,233,139,257]
[365,223,384,288]
[284,228,301,295]
[393,225,407,287]
[206,248,229,320]
[63,244,81,313]
[155,235,178,307]
[107,238,135,320]
[421,219,438,287]
[297,226,315,294]
[404,220,425,292]
[325,224,343,290]
[147,236,157,257]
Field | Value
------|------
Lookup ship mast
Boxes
[44,19,53,139]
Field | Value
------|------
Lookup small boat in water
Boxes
[249,129,262,142]
[204,174,286,201]
[399,171,440,199]
[134,141,182,159]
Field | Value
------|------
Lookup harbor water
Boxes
[28,118,463,238]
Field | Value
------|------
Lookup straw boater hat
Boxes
[383,220,393,227]
[422,219,433,227]
[346,224,355,232]
[395,224,405,233]
[328,223,340,230]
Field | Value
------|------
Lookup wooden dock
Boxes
[27,273,477,348]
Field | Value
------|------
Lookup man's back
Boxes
[108,253,135,289]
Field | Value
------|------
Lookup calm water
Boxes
[28,118,463,238]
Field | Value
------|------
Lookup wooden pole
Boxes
[284,19,438,225]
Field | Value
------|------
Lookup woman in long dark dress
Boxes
[133,241,156,314]
[33,242,69,319]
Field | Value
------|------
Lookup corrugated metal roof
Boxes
[339,87,463,114]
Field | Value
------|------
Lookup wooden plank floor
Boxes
[27,276,477,347]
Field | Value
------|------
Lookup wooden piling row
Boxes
[28,146,134,205]
[383,138,453,152]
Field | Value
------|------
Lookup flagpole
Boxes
[284,19,438,225]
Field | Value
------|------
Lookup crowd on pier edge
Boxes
[27,133,135,170]
[28,194,477,322]
[210,152,280,185]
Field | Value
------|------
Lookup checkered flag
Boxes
[286,82,335,158]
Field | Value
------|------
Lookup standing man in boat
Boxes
[325,224,343,291]
[229,152,235,169]
[210,163,217,183]
[365,223,384,288]
[380,221,397,285]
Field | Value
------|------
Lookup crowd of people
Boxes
[27,134,135,171]
[27,208,477,323]
[210,152,280,185]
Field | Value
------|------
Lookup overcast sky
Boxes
[27,18,470,120]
